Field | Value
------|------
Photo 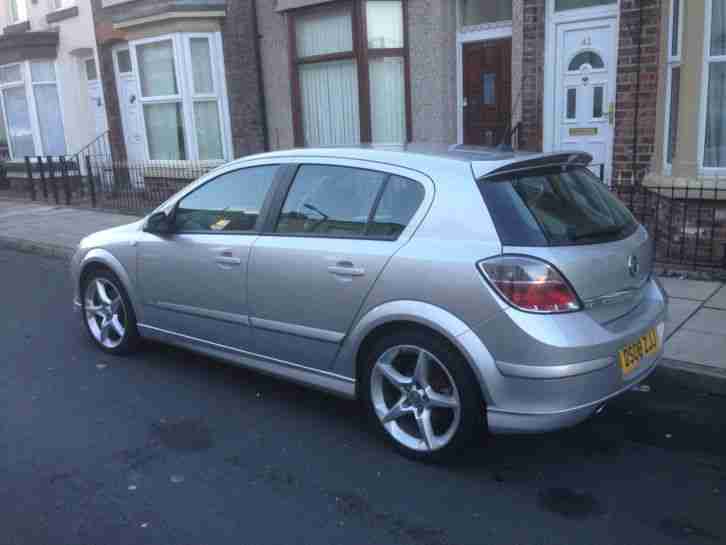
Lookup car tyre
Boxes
[81,269,140,355]
[361,328,485,462]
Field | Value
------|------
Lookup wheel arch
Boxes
[336,301,496,404]
[78,249,140,317]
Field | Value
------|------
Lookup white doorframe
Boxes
[543,0,620,162]
[456,24,513,145]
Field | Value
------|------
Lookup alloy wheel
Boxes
[370,345,461,452]
[84,278,127,349]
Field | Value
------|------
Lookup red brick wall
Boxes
[613,0,662,181]
[519,0,545,152]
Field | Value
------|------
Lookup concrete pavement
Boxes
[1,197,724,390]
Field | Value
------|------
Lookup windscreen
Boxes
[479,166,637,246]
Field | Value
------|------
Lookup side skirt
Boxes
[138,323,357,399]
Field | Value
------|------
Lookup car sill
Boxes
[137,323,356,399]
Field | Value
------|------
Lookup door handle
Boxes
[328,261,365,277]
[215,249,241,267]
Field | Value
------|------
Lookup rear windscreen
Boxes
[478,166,637,247]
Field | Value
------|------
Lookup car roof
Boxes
[235,144,593,180]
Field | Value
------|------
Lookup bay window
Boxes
[130,33,229,161]
[705,0,726,168]
[0,61,66,160]
[292,0,409,147]
[665,0,682,166]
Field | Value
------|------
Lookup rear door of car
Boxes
[247,158,432,372]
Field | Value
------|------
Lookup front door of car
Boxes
[137,165,279,350]
[247,162,427,372]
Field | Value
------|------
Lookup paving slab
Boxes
[658,276,722,301]
[679,307,726,336]
[664,298,701,338]
[664,329,726,371]
[705,285,726,310]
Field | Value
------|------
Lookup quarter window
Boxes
[175,166,278,233]
[292,1,408,147]
[368,175,425,238]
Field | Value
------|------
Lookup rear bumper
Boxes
[486,353,660,433]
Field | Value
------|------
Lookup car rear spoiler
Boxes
[475,152,593,181]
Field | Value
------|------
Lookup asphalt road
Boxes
[1,247,725,545]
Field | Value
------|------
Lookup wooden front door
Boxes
[463,39,512,147]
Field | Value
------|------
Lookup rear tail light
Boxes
[477,256,581,313]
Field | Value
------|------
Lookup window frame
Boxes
[264,163,425,241]
[171,164,282,235]
[49,0,76,12]
[8,0,28,24]
[288,0,412,147]
[126,32,232,163]
[0,60,67,160]
[700,0,726,172]
[664,0,683,170]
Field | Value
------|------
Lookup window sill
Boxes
[3,20,30,34]
[46,5,79,24]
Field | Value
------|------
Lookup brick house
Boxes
[89,0,266,163]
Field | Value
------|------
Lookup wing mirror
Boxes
[144,210,173,234]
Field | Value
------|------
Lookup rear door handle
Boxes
[328,261,365,277]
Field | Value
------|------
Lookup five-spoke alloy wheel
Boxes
[363,330,484,461]
[82,270,139,354]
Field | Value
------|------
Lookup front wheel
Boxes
[82,270,140,355]
[361,329,485,462]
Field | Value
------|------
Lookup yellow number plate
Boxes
[619,328,659,376]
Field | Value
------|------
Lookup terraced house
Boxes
[0,0,106,163]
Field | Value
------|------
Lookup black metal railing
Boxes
[12,155,222,214]
[611,175,726,270]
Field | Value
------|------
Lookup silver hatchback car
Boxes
[72,146,668,461]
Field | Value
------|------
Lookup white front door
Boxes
[83,58,108,137]
[113,48,146,163]
[555,18,617,182]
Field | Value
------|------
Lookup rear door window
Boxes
[479,166,637,246]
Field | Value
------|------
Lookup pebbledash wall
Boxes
[520,0,662,181]
[90,0,266,162]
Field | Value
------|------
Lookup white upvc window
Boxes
[664,0,682,167]
[8,0,28,23]
[129,33,230,161]
[0,60,67,160]
[49,0,76,11]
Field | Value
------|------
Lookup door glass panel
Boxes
[369,56,405,143]
[190,38,214,94]
[137,40,178,97]
[483,73,496,105]
[117,50,132,73]
[366,1,403,49]
[295,5,353,57]
[175,166,278,232]
[194,100,224,160]
[276,165,386,237]
[555,0,616,11]
[711,0,726,56]
[368,176,424,239]
[459,0,512,25]
[593,86,604,118]
[568,51,605,71]
[143,102,186,160]
[299,59,360,146]
[3,87,34,158]
[566,88,577,119]
[85,59,98,81]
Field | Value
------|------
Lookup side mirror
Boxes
[144,211,173,234]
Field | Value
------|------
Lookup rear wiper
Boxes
[573,225,625,241]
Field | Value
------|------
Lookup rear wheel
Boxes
[82,269,140,355]
[361,329,485,461]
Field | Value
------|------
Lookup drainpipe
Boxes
[630,0,645,182]
[251,0,270,152]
